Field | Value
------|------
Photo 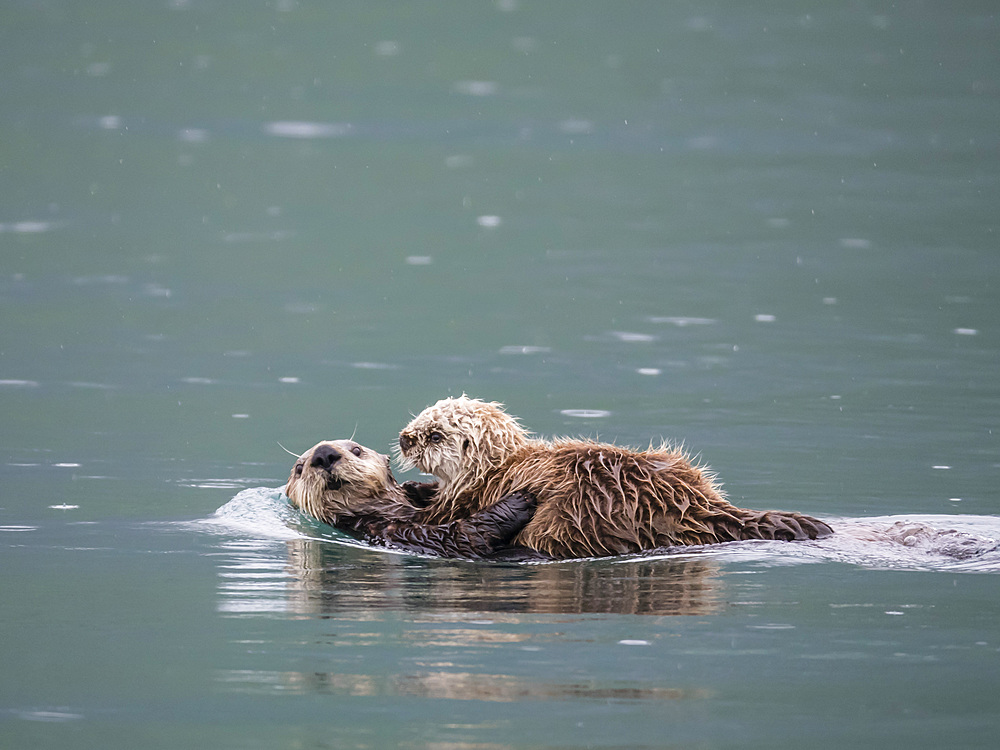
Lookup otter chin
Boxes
[283,439,537,559]
[398,396,833,559]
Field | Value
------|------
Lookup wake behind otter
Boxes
[207,490,1000,573]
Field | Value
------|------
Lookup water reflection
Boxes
[258,538,724,618]
[217,666,705,702]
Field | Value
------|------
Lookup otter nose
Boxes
[398,433,413,452]
[310,444,342,469]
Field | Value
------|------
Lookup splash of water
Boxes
[205,488,1000,573]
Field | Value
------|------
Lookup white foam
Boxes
[200,489,1000,573]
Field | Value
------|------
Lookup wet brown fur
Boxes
[398,396,833,559]
[284,439,534,558]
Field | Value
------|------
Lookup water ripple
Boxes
[206,488,1000,575]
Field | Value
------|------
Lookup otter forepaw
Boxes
[400,480,439,507]
[469,490,538,546]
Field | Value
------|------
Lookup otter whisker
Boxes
[277,441,300,457]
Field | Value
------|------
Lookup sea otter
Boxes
[397,396,833,559]
[284,439,536,559]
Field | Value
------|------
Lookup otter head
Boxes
[285,439,396,522]
[396,396,531,494]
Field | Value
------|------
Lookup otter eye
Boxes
[429,431,444,444]
[294,462,304,477]
[350,446,362,457]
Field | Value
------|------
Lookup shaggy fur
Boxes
[284,439,535,559]
[398,396,833,559]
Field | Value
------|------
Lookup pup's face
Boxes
[396,396,527,485]
[285,439,394,519]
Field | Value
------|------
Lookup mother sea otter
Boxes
[285,439,535,559]
[398,396,833,559]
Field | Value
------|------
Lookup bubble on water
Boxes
[351,362,398,370]
[560,409,611,418]
[647,316,715,326]
[454,80,498,96]
[512,36,537,54]
[406,255,433,265]
[839,238,872,249]
[754,314,776,322]
[0,379,40,387]
[73,274,128,285]
[186,481,246,489]
[954,328,978,336]
[232,414,250,419]
[476,215,502,228]
[53,463,81,468]
[445,154,474,169]
[611,331,656,342]
[619,639,650,646]
[284,302,320,314]
[15,710,83,722]
[499,345,550,355]
[558,119,594,135]
[178,128,209,143]
[1,221,56,233]
[49,504,79,510]
[686,135,719,150]
[278,377,299,384]
[637,368,661,376]
[144,283,172,298]
[373,40,400,56]
[99,115,122,130]
[86,62,111,77]
[263,121,352,139]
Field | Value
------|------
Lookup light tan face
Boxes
[397,408,466,483]
[397,396,528,486]
[284,439,394,519]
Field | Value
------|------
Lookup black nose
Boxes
[310,444,342,469]
[399,433,413,452]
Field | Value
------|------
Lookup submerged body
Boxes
[398,396,833,559]
[284,439,535,559]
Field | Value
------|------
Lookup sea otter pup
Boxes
[397,396,833,559]
[284,439,536,559]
